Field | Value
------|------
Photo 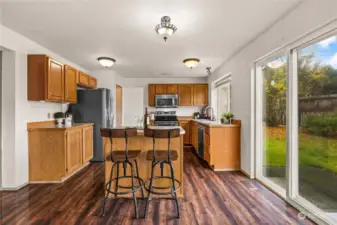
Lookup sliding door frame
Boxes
[254,19,337,225]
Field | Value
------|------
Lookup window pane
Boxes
[217,83,231,119]
[262,56,287,189]
[298,35,337,216]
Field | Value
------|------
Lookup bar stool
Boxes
[143,128,181,218]
[101,127,144,218]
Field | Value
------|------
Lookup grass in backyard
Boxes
[264,127,337,174]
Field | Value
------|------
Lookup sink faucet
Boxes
[203,106,216,121]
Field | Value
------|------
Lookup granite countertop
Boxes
[102,126,186,135]
[28,123,94,131]
[192,119,240,128]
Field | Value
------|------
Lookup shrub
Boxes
[302,112,337,137]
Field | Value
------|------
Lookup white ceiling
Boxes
[0,0,300,78]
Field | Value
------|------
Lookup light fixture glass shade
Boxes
[183,58,200,69]
[97,57,116,68]
[155,16,177,42]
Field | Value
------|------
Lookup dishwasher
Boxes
[197,124,204,159]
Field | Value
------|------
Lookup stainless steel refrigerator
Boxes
[70,88,114,162]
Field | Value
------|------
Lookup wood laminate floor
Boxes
[0,150,315,225]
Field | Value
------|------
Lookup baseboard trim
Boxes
[1,182,29,191]
[29,162,91,184]
[213,168,239,172]
[240,169,252,178]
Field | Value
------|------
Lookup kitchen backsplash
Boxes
[148,106,203,116]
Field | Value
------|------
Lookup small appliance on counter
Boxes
[154,111,179,126]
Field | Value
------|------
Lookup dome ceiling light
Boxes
[97,57,116,68]
[155,16,177,42]
[183,58,200,69]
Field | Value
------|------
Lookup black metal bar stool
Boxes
[143,128,181,218]
[101,127,144,218]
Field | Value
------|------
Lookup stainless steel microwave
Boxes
[155,95,178,108]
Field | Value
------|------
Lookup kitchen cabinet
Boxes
[28,123,94,182]
[191,120,241,171]
[64,65,77,103]
[89,77,97,89]
[178,84,194,106]
[155,84,167,94]
[193,84,208,106]
[78,71,89,86]
[166,84,178,94]
[148,84,155,106]
[66,128,83,174]
[180,121,191,144]
[82,126,94,163]
[28,55,64,102]
[148,83,207,106]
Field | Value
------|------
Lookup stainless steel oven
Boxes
[155,95,178,108]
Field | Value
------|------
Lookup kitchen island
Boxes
[103,126,185,198]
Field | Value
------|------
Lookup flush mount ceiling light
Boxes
[97,57,116,68]
[155,16,177,42]
[183,58,200,69]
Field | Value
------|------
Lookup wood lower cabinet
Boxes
[178,84,194,106]
[64,65,77,103]
[28,123,94,182]
[82,126,94,163]
[66,128,83,174]
[190,120,241,171]
[180,121,191,144]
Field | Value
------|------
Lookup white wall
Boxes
[0,24,88,188]
[123,77,208,116]
[208,0,337,177]
[123,87,144,126]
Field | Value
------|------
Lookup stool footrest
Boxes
[144,176,181,195]
[105,176,144,195]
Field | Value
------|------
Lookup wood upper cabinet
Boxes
[47,58,64,101]
[148,84,155,106]
[155,84,167,94]
[78,72,89,86]
[28,55,64,102]
[82,126,93,163]
[89,77,97,88]
[64,65,77,103]
[66,128,83,174]
[166,84,178,94]
[193,84,209,106]
[180,121,191,144]
[178,84,194,106]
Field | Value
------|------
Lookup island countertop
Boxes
[101,126,185,135]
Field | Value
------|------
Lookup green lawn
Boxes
[265,131,337,174]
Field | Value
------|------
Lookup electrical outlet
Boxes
[47,113,51,119]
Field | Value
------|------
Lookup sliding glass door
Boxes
[256,30,337,224]
[256,54,287,195]
[296,34,337,220]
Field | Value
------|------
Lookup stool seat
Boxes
[146,150,178,161]
[106,150,142,162]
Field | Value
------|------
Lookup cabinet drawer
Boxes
[204,151,211,164]
[89,77,97,88]
[78,72,89,86]
[204,133,210,146]
[205,126,210,135]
